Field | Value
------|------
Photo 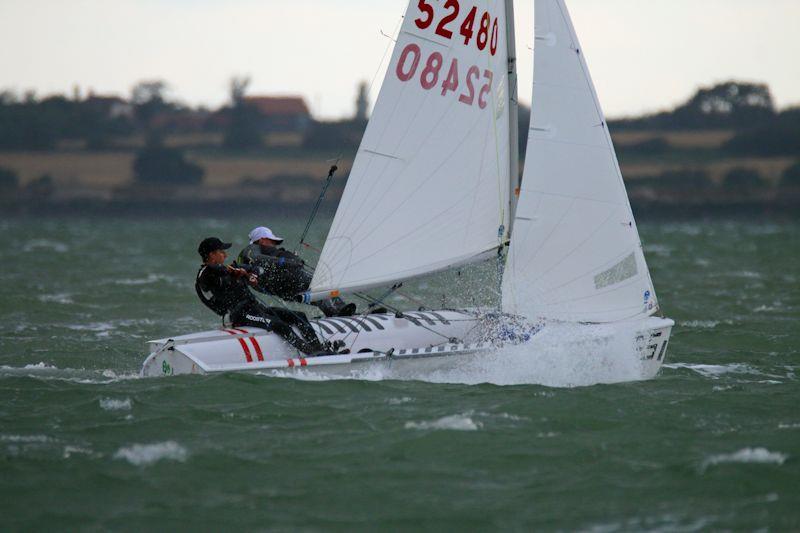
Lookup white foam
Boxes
[23,239,69,253]
[754,302,783,313]
[491,412,529,422]
[23,362,58,370]
[702,448,788,470]
[65,319,155,336]
[405,322,651,387]
[0,364,142,385]
[778,423,800,430]
[99,397,132,411]
[113,441,188,466]
[681,320,733,330]
[387,397,413,405]
[734,270,762,279]
[644,244,672,257]
[405,414,482,431]
[1,434,51,443]
[113,273,177,286]
[66,322,115,332]
[666,363,760,378]
[264,322,657,388]
[63,446,94,459]
[38,293,74,304]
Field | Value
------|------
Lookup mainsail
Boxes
[309,0,513,300]
[502,0,659,323]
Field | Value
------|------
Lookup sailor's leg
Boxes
[315,297,356,317]
[231,302,273,330]
[270,307,328,354]
[287,309,321,341]
[268,319,327,355]
[233,303,326,355]
[272,308,319,342]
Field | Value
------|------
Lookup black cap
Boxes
[198,237,232,259]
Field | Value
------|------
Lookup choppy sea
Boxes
[1,217,798,530]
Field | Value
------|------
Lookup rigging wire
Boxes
[292,15,403,265]
[294,161,339,256]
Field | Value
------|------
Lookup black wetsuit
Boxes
[195,264,328,355]
[237,244,308,299]
[236,243,352,317]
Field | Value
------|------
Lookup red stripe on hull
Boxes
[232,328,264,362]
[225,329,252,363]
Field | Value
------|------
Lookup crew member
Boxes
[236,226,357,317]
[196,237,336,356]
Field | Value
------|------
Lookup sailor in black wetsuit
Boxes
[236,226,357,318]
[195,237,333,356]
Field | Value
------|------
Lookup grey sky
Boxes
[1,0,798,119]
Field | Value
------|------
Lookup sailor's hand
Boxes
[227,266,248,277]
[248,274,258,286]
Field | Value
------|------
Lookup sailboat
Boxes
[141,0,674,379]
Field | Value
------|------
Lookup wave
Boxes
[0,364,142,385]
[37,293,75,305]
[99,397,132,411]
[22,239,69,253]
[387,397,413,405]
[665,363,761,378]
[404,413,482,431]
[113,441,188,466]
[1,434,51,443]
[702,447,788,470]
[112,273,180,286]
[680,319,733,330]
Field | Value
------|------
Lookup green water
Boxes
[1,217,798,531]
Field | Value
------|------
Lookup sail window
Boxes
[594,253,638,290]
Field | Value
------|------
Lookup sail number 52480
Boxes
[396,44,493,109]
[414,0,499,56]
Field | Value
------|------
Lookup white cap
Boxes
[248,226,284,244]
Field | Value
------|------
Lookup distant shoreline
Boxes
[1,198,798,220]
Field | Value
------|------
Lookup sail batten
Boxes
[311,0,512,297]
[502,0,659,323]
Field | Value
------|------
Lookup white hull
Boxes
[141,311,674,382]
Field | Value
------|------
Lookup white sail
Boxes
[502,0,659,323]
[309,0,512,300]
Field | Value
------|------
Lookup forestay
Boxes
[502,0,659,323]
[309,0,512,300]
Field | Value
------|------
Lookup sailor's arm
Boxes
[251,249,305,269]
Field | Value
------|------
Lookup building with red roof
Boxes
[242,96,312,133]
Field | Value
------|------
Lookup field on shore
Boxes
[0,129,797,205]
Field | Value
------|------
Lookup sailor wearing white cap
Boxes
[248,226,284,245]
[236,226,357,317]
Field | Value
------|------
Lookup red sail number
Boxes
[396,43,422,82]
[413,0,499,56]
[478,70,493,109]
[396,44,493,109]
[414,0,434,29]
[435,0,460,39]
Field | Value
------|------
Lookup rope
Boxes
[295,162,339,256]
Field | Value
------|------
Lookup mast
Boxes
[505,0,520,241]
